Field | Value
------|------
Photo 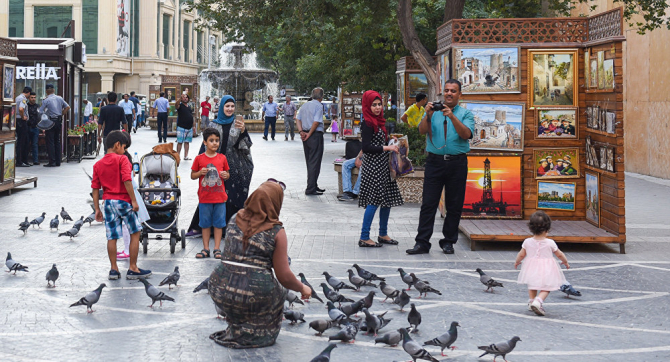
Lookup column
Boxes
[139,74,152,96]
[0,1,8,37]
[24,5,34,37]
[100,72,115,93]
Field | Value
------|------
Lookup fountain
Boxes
[199,43,278,119]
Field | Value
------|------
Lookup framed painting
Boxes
[584,50,590,90]
[1,106,10,131]
[589,57,598,88]
[343,98,353,105]
[344,112,353,119]
[597,51,605,89]
[537,181,576,212]
[529,50,578,107]
[606,111,616,134]
[3,63,16,102]
[463,154,523,219]
[438,50,450,91]
[452,46,520,94]
[3,140,16,182]
[163,87,177,102]
[460,101,525,152]
[344,105,353,113]
[585,172,600,227]
[533,148,579,179]
[353,97,362,105]
[535,108,578,139]
[599,146,607,170]
[10,103,16,131]
[180,85,192,98]
[602,59,614,91]
[354,113,361,120]
[407,73,428,99]
[606,146,615,172]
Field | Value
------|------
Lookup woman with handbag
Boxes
[357,90,403,247]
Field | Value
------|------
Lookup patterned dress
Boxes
[209,123,254,210]
[208,215,286,349]
[358,124,404,208]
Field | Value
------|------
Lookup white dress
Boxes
[517,237,567,291]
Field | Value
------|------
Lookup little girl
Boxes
[330,115,339,142]
[514,211,570,316]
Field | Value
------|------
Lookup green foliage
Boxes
[395,121,427,168]
[92,107,99,116]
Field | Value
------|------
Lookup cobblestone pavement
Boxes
[1,127,669,362]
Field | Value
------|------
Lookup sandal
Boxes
[378,236,399,245]
[196,249,210,258]
[213,249,222,259]
[359,240,382,248]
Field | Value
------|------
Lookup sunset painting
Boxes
[462,155,522,218]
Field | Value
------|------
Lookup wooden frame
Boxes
[407,72,428,99]
[534,107,578,139]
[437,50,450,91]
[537,180,576,212]
[533,148,580,179]
[460,101,525,152]
[1,106,10,131]
[528,49,578,108]
[2,140,16,182]
[9,103,16,131]
[452,45,521,94]
[0,142,3,183]
[2,63,16,102]
[585,171,600,227]
[163,87,177,102]
[462,154,523,219]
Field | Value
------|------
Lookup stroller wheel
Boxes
[170,235,177,254]
[181,229,186,249]
[142,233,148,254]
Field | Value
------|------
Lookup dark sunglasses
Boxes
[267,178,286,190]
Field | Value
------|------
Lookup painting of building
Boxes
[453,46,520,93]
[461,101,524,151]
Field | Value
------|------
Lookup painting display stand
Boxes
[0,176,38,196]
[433,8,626,252]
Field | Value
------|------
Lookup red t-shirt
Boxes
[91,153,132,203]
[200,101,211,117]
[191,153,229,203]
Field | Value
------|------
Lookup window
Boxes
[183,21,191,63]
[34,6,72,38]
[131,0,140,57]
[82,0,98,53]
[162,14,171,59]
[8,0,24,37]
[197,31,202,63]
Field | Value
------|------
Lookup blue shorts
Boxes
[199,202,227,229]
[103,199,142,240]
[177,126,193,143]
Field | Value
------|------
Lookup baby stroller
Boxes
[137,152,185,254]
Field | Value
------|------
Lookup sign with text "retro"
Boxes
[16,64,60,80]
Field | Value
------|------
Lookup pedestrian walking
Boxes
[175,93,195,160]
[39,84,70,167]
[15,87,31,167]
[330,115,339,142]
[97,92,125,154]
[296,88,325,195]
[83,99,93,123]
[26,92,41,165]
[514,211,570,316]
[262,95,279,141]
[407,79,475,255]
[200,96,212,130]
[282,95,297,141]
[153,92,169,143]
[357,90,403,247]
[118,94,135,132]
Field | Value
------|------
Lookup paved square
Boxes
[1,128,669,362]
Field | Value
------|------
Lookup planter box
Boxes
[67,135,83,163]
[333,162,425,204]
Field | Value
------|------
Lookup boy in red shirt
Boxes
[192,128,230,259]
[92,130,151,280]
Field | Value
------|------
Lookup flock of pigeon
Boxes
[18,206,96,239]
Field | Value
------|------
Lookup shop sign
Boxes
[16,63,60,80]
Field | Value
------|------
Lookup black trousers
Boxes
[45,118,62,166]
[157,112,168,141]
[302,131,324,193]
[16,123,30,165]
[264,116,277,139]
[415,153,468,250]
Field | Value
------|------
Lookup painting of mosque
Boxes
[460,101,525,152]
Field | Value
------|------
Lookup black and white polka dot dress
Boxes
[358,125,404,208]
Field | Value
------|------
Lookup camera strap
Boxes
[426,114,449,150]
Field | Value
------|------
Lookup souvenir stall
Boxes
[156,75,200,138]
[431,8,626,252]
[0,37,37,195]
[339,89,364,140]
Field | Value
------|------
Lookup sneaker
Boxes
[117,252,130,260]
[108,269,121,280]
[185,230,202,238]
[530,299,545,316]
[126,268,152,280]
[527,302,533,311]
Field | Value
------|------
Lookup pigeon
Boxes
[352,263,385,281]
[283,310,306,325]
[298,273,324,303]
[286,291,305,308]
[476,268,504,292]
[328,322,359,343]
[347,269,377,290]
[159,266,180,289]
[19,216,30,229]
[359,290,376,309]
[478,336,521,362]
[58,226,80,239]
[424,321,460,356]
[30,212,46,228]
[338,300,364,318]
[69,283,106,313]
[83,212,96,226]
[398,268,415,290]
[363,308,391,336]
[309,343,337,362]
[399,327,439,362]
[138,278,175,307]
[60,207,73,222]
[320,283,354,306]
[323,271,356,291]
[309,319,338,336]
[45,264,59,288]
[193,277,210,293]
[49,215,59,231]
[214,303,226,319]
[73,216,85,230]
[5,252,28,274]
[393,290,411,311]
[375,329,402,347]
[410,273,442,298]
[380,282,400,303]
[19,223,29,235]
[560,284,582,298]
[408,303,422,332]
[326,301,349,323]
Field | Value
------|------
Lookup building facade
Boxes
[0,0,222,98]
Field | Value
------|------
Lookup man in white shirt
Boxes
[83,99,93,123]
[296,88,325,195]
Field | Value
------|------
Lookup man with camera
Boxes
[406,79,475,255]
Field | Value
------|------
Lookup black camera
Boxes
[431,101,445,111]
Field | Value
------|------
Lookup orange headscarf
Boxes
[235,181,284,248]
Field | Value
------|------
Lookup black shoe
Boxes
[316,187,325,193]
[347,192,359,199]
[441,243,455,254]
[43,163,57,167]
[272,138,275,141]
[32,162,40,165]
[263,136,268,141]
[16,163,30,167]
[406,245,430,255]
[338,193,355,201]
[305,191,324,196]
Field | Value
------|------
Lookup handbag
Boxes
[326,124,333,133]
[388,136,414,179]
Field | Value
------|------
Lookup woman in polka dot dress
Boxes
[357,90,404,247]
